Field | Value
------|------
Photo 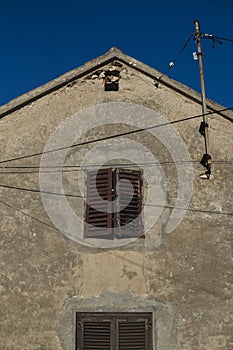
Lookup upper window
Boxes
[103,69,120,91]
[76,312,152,350]
[84,168,143,239]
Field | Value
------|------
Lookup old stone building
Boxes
[0,47,232,350]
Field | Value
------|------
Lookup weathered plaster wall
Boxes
[0,59,232,350]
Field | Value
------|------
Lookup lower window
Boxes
[76,312,152,350]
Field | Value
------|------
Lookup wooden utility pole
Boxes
[194,20,209,155]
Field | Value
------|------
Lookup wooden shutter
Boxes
[115,169,143,238]
[84,168,113,239]
[117,317,151,350]
[76,313,152,350]
[77,316,112,350]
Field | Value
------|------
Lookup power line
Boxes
[0,199,56,230]
[0,184,83,198]
[1,185,232,217]
[215,35,233,43]
[202,34,233,44]
[0,169,78,174]
[157,34,194,81]
[1,106,232,166]
[0,160,232,174]
[143,203,233,217]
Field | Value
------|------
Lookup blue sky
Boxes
[0,0,232,107]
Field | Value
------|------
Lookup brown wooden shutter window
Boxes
[115,169,143,239]
[84,168,114,239]
[84,168,143,239]
[76,313,152,350]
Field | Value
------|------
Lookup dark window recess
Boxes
[76,313,152,350]
[84,168,143,239]
[103,70,120,91]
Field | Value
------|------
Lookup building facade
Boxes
[0,47,232,350]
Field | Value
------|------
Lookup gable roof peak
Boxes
[102,46,125,60]
[0,47,232,123]
[108,46,123,54]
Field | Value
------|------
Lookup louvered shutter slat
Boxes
[117,320,148,350]
[85,169,113,238]
[115,169,143,238]
[83,321,111,350]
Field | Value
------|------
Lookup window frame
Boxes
[76,312,152,350]
[84,168,143,239]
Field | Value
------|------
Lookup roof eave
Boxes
[0,47,232,122]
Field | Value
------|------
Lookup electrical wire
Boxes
[1,106,232,166]
[157,34,194,81]
[143,203,233,217]
[0,187,232,217]
[0,184,83,198]
[0,199,56,230]
[203,34,233,43]
[199,33,233,49]
[0,169,78,174]
[0,160,232,174]
[215,36,233,43]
